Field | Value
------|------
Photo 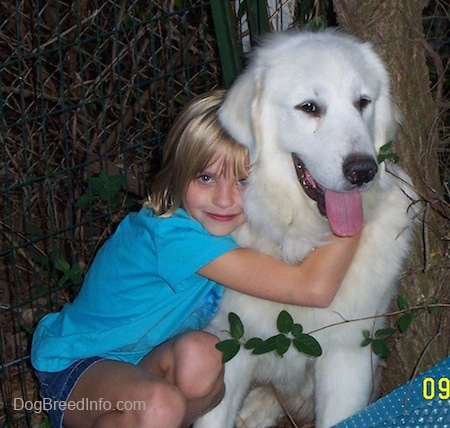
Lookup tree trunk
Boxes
[333,0,449,395]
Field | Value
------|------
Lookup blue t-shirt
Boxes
[31,207,238,372]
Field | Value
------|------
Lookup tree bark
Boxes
[333,0,449,395]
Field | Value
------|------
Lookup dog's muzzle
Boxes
[292,154,377,237]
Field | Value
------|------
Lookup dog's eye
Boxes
[295,102,320,116]
[356,97,371,112]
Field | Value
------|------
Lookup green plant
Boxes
[35,252,84,287]
[216,296,448,363]
[361,296,426,358]
[33,252,85,317]
[216,310,322,363]
[378,141,400,164]
[76,171,126,209]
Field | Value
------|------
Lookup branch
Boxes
[307,303,450,335]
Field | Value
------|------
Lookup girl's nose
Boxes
[213,183,235,208]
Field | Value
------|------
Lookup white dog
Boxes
[194,30,418,428]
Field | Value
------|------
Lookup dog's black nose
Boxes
[343,155,378,186]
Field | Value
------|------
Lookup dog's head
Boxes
[219,30,400,237]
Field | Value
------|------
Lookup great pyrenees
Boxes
[195,30,418,428]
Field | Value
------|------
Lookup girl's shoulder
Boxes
[123,207,206,239]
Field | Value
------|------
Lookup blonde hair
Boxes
[148,90,249,216]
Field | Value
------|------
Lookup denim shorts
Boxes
[34,357,102,428]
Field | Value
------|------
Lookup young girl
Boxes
[31,90,360,428]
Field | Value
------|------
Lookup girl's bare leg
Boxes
[63,331,224,428]
[63,359,185,428]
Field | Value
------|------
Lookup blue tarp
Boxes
[334,357,450,427]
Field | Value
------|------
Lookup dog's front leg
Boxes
[193,352,255,428]
[313,345,377,427]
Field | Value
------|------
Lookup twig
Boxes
[307,303,450,335]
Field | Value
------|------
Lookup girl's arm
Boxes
[198,234,360,308]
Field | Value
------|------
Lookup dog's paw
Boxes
[235,385,283,428]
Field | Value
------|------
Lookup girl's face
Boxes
[183,158,247,236]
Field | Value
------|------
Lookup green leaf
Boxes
[361,337,372,347]
[216,339,240,364]
[291,323,303,338]
[361,330,372,347]
[252,334,285,355]
[277,310,294,333]
[34,254,51,268]
[58,274,70,286]
[371,339,390,358]
[275,335,291,357]
[76,194,90,208]
[89,172,126,201]
[54,257,70,273]
[377,141,400,164]
[293,334,322,357]
[245,337,263,350]
[228,312,244,340]
[397,295,410,310]
[397,313,413,333]
[375,328,396,338]
[65,263,84,285]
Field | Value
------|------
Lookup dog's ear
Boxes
[218,67,264,160]
[373,88,402,152]
[365,47,402,152]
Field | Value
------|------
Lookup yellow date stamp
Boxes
[422,376,450,400]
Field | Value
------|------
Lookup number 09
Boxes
[422,377,450,400]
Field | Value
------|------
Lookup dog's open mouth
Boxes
[292,154,363,237]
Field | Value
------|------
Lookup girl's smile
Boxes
[205,212,241,222]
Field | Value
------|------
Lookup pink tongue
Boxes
[324,190,363,237]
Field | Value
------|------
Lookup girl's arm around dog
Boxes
[198,233,361,308]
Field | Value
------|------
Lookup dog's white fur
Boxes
[194,30,419,428]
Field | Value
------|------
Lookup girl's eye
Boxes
[237,178,248,187]
[198,174,213,183]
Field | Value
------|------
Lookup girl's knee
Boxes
[178,331,222,364]
[175,332,225,399]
